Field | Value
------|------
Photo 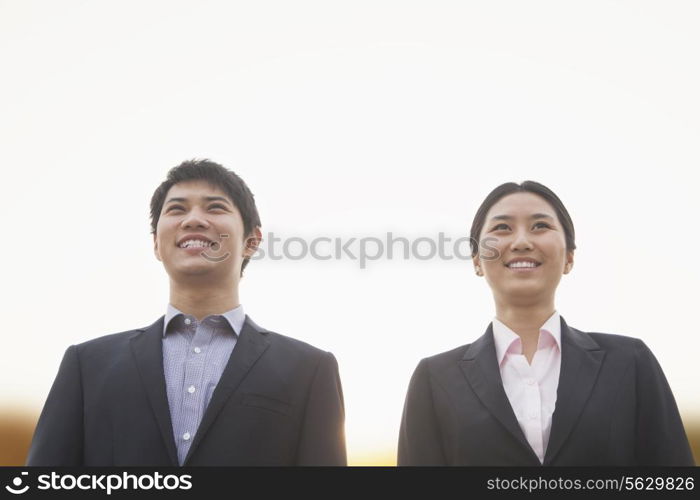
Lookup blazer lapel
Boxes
[543,316,605,464]
[183,315,270,464]
[459,324,540,463]
[129,316,179,466]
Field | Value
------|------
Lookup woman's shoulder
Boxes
[567,326,658,362]
[416,340,483,377]
[568,325,646,346]
[423,343,472,364]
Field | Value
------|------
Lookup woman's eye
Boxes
[533,222,551,229]
[209,204,226,210]
[492,223,510,231]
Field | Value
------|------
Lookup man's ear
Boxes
[153,233,162,262]
[563,250,574,274]
[243,227,263,258]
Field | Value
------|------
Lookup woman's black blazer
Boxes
[398,316,694,465]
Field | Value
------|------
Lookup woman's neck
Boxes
[494,300,556,363]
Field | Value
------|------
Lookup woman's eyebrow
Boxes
[490,213,555,221]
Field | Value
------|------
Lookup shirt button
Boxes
[187,385,196,394]
[527,379,536,386]
[193,347,201,354]
[183,432,191,440]
[184,318,192,325]
[529,412,538,420]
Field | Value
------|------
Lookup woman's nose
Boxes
[510,230,533,251]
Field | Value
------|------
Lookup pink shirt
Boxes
[492,311,561,463]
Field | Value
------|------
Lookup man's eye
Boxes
[166,204,226,213]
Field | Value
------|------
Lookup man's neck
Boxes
[169,280,240,321]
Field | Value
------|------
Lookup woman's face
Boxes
[473,192,574,306]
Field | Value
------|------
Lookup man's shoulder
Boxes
[262,330,332,358]
[247,318,332,360]
[70,315,335,361]
[72,318,160,354]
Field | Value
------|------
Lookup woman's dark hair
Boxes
[149,159,261,274]
[469,180,576,257]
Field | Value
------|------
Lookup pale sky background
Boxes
[1,1,699,465]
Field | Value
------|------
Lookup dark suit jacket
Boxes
[27,315,346,466]
[398,316,694,465]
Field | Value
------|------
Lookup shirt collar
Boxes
[492,310,561,365]
[163,303,246,337]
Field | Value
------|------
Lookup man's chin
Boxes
[167,263,220,279]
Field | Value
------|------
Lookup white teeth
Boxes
[508,261,538,268]
[179,239,211,248]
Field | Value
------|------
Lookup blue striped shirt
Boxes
[162,303,244,465]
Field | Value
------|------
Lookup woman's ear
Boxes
[473,256,483,276]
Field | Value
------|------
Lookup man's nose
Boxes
[181,207,211,229]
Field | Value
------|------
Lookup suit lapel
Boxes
[183,315,270,464]
[129,316,179,466]
[459,324,540,463]
[543,316,605,464]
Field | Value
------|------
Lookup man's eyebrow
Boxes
[165,197,187,205]
[203,196,231,205]
[490,213,555,221]
[165,196,232,205]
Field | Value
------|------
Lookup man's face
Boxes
[153,180,259,282]
[473,192,574,304]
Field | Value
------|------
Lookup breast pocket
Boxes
[240,393,292,416]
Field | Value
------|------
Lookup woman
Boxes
[398,181,694,465]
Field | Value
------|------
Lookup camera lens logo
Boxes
[5,472,29,495]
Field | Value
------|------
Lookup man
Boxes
[27,159,346,466]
